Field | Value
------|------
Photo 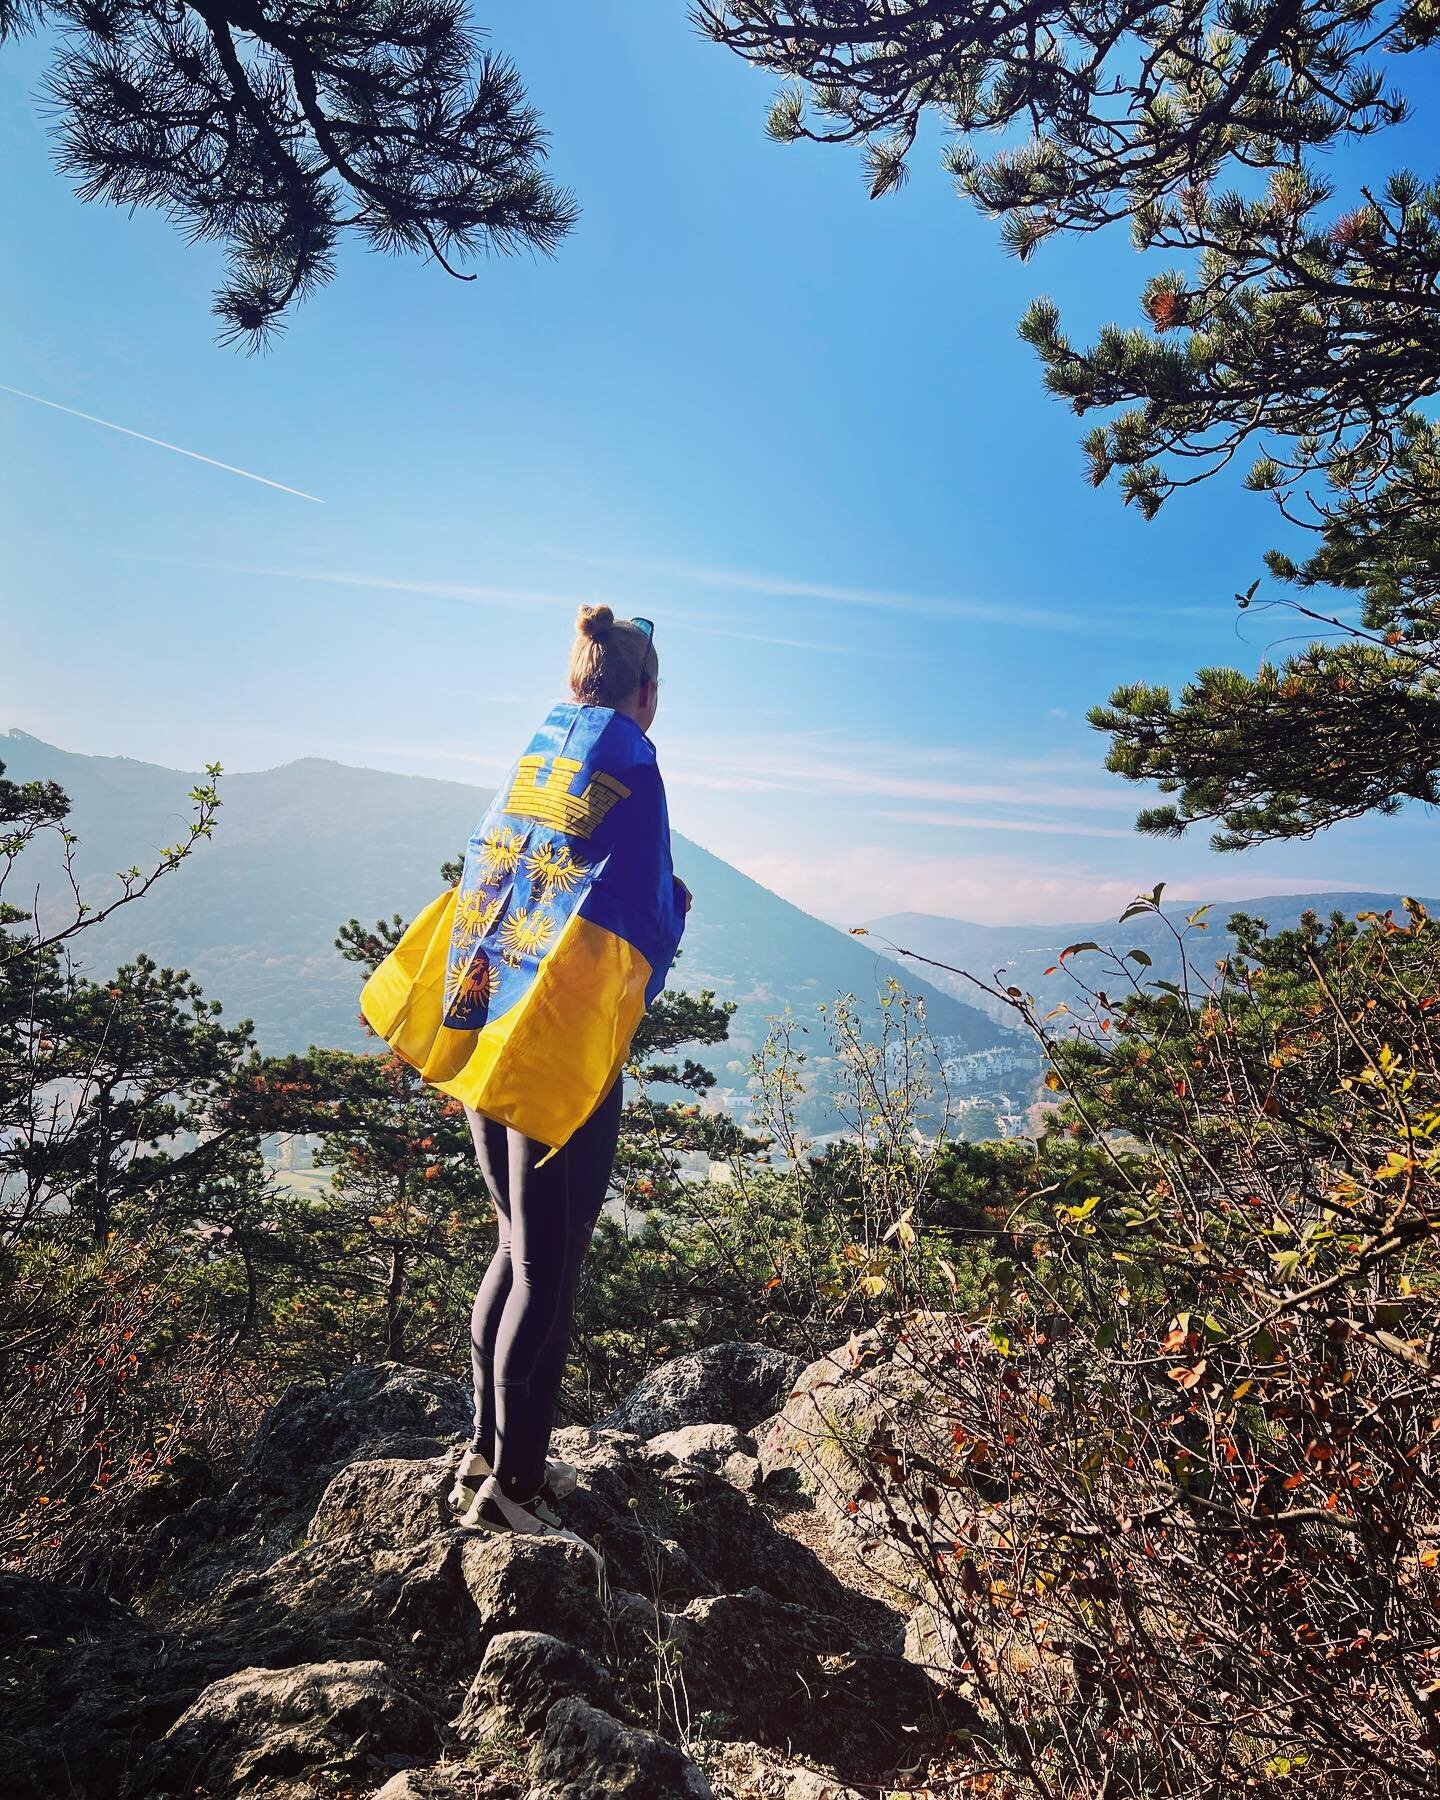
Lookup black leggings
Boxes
[466,1080,622,1500]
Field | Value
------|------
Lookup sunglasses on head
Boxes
[630,616,654,642]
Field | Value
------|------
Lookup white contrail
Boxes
[0,383,324,504]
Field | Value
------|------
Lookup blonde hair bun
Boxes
[577,603,615,641]
[569,603,656,707]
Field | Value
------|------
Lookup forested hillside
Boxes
[0,730,1005,1064]
[869,892,1436,1023]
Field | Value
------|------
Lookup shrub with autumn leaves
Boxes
[839,894,1440,1798]
[0,759,280,1580]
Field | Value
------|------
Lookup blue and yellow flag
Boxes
[360,703,686,1149]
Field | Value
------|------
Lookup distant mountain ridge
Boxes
[1,731,1006,1072]
[867,895,1437,1025]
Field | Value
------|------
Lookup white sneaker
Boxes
[445,1447,579,1516]
[457,1475,602,1570]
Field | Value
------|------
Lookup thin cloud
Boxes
[881,808,1137,840]
[243,566,571,606]
[333,739,512,774]
[551,548,1251,640]
[233,566,857,652]
[664,730,1138,811]
[0,384,324,504]
[734,843,1374,926]
[570,548,1081,629]
[669,619,862,655]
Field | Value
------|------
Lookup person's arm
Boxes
[580,754,686,1004]
[653,766,688,952]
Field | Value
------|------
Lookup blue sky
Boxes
[4,4,1437,924]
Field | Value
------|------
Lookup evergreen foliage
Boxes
[1,0,577,344]
[703,0,1440,847]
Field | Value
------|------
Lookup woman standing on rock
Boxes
[361,606,691,1546]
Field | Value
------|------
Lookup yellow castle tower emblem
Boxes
[505,756,632,838]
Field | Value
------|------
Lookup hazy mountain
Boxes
[2,732,1006,1077]
[867,894,1436,1026]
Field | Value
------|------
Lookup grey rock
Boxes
[903,1595,965,1674]
[646,1423,762,1492]
[133,1657,440,1797]
[454,1630,616,1741]
[647,1422,755,1461]
[690,1741,867,1800]
[546,1430,851,1616]
[2,1341,979,1800]
[759,1321,1029,1675]
[601,1342,804,1438]
[373,1768,497,1799]
[241,1362,470,1508]
[308,1454,451,1548]
[754,1323,969,1589]
[529,1698,712,1798]
[782,1773,865,1800]
[0,1569,137,1647]
[188,1538,395,1671]
[668,1586,963,1782]
[380,1535,487,1668]
[0,1575,180,1800]
[457,1532,609,1656]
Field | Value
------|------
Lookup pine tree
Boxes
[2,0,577,345]
[702,0,1440,847]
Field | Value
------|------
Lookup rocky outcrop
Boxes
[454,1630,617,1741]
[372,1771,498,1800]
[242,1364,472,1506]
[1,1342,976,1800]
[754,1319,995,1596]
[600,1341,804,1437]
[530,1698,713,1798]
[646,1423,762,1492]
[136,1659,440,1798]
[669,1586,948,1777]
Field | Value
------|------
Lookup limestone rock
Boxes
[600,1342,804,1438]
[454,1630,616,1741]
[133,1657,440,1797]
[755,1322,988,1590]
[782,1773,865,1800]
[691,1740,868,1800]
[903,1594,965,1674]
[0,1568,137,1647]
[373,1767,509,1799]
[669,1586,961,1782]
[308,1454,451,1548]
[5,1342,978,1799]
[646,1423,762,1492]
[529,1698,712,1798]
[240,1363,470,1509]
[457,1532,609,1656]
[185,1538,395,1674]
[547,1431,846,1614]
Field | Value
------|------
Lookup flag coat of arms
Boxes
[360,703,686,1149]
